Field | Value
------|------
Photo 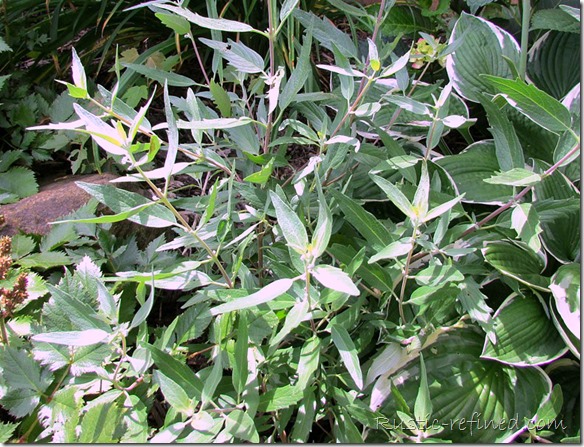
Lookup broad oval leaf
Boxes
[446,13,520,102]
[481,293,568,366]
[482,241,549,291]
[312,265,360,296]
[435,141,514,205]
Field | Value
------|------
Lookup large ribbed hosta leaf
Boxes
[549,263,581,358]
[376,328,551,442]
[446,13,520,102]
[528,31,580,100]
[435,141,513,205]
[481,293,568,366]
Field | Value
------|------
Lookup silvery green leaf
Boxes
[312,265,359,296]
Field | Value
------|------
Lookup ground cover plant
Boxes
[0,0,580,442]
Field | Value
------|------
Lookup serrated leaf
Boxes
[18,252,71,269]
[210,278,295,315]
[78,401,124,442]
[155,12,191,34]
[483,76,572,133]
[312,265,359,296]
[0,422,18,443]
[269,190,308,253]
[481,293,567,366]
[0,166,38,202]
[209,80,232,117]
[457,279,494,340]
[331,324,363,390]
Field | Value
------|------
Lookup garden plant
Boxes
[0,0,580,442]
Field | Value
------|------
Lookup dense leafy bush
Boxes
[0,0,580,442]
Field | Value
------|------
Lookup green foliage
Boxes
[0,0,580,443]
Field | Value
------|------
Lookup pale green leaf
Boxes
[155,12,191,34]
[312,265,359,296]
[122,63,195,87]
[31,329,109,346]
[155,4,256,32]
[369,239,413,264]
[483,75,572,133]
[177,116,253,130]
[296,336,321,389]
[75,182,176,228]
[331,324,363,390]
[270,190,308,253]
[258,385,303,412]
[78,401,124,442]
[154,371,192,415]
[370,174,416,220]
[414,354,432,424]
[210,278,295,315]
[511,203,542,253]
[279,30,313,110]
[224,410,259,442]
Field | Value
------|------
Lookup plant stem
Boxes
[187,33,211,86]
[519,0,531,80]
[132,161,233,288]
[398,227,418,324]
[0,317,8,345]
[262,0,277,154]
